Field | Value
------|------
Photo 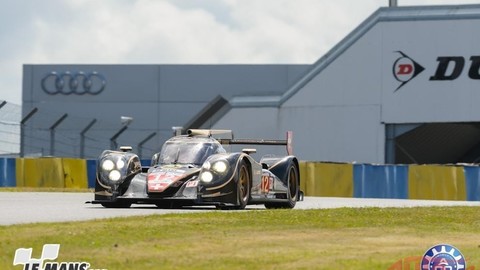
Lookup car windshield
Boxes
[159,141,223,165]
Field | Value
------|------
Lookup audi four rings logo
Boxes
[41,71,107,95]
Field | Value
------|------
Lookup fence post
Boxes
[20,107,38,157]
[49,113,68,156]
[110,126,128,150]
[138,132,157,159]
[80,119,97,158]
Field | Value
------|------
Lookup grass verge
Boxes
[1,207,479,269]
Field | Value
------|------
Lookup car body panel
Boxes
[90,129,302,209]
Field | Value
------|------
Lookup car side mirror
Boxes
[151,153,160,166]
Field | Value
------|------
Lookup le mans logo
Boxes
[12,244,94,270]
[392,51,480,91]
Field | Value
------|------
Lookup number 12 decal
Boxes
[261,175,272,193]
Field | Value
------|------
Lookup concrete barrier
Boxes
[0,158,16,187]
[408,164,466,200]
[353,164,408,199]
[0,158,479,201]
[462,165,480,201]
[299,162,479,201]
[15,158,88,188]
[300,162,353,197]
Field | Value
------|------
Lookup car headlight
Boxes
[100,156,127,183]
[101,157,127,171]
[97,151,141,189]
[109,170,122,181]
[116,159,125,169]
[101,159,115,171]
[200,171,213,183]
[212,160,228,174]
[202,161,211,170]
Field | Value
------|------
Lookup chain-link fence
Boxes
[0,100,164,159]
[0,101,21,157]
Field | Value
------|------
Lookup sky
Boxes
[1,0,479,105]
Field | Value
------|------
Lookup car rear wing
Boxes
[186,129,293,155]
[187,129,234,138]
[221,131,293,155]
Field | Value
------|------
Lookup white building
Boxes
[211,4,480,164]
[22,4,480,164]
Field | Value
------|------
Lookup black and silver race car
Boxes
[91,129,302,209]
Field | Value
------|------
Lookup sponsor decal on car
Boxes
[260,174,273,194]
[186,180,199,188]
[147,169,186,192]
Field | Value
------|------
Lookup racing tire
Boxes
[155,202,173,209]
[101,201,132,208]
[264,163,299,209]
[156,202,183,209]
[218,160,251,210]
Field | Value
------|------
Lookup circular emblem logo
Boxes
[393,57,415,83]
[41,71,107,95]
[392,51,425,92]
[421,244,466,270]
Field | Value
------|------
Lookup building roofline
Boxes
[230,4,480,108]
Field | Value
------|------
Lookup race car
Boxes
[91,129,302,209]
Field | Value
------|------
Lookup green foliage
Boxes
[1,207,479,269]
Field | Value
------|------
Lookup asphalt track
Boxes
[1,192,479,225]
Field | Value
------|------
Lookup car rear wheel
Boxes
[265,163,299,209]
